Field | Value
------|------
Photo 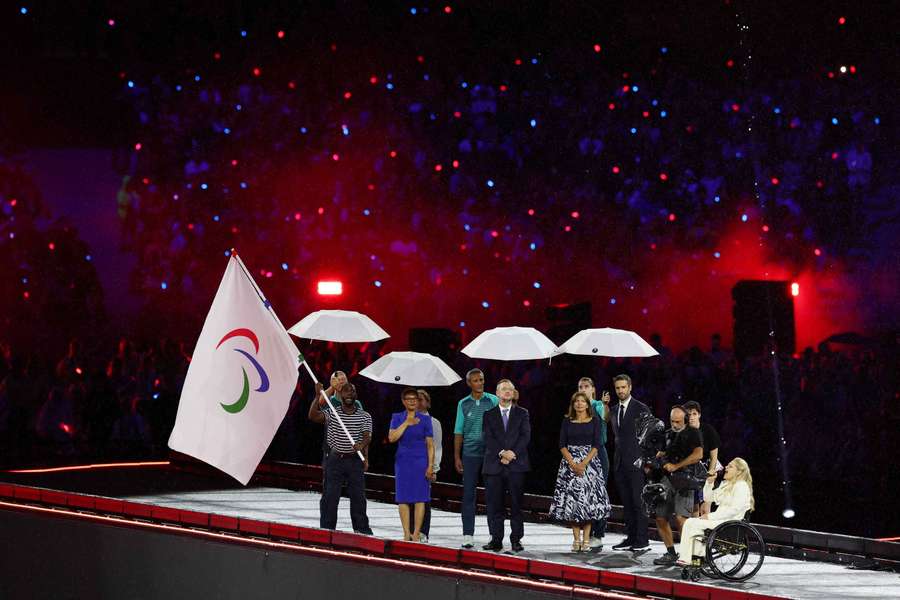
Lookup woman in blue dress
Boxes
[389,387,435,541]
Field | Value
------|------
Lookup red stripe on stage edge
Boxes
[459,548,495,569]
[210,514,239,531]
[67,493,97,510]
[0,483,14,498]
[599,570,636,591]
[151,506,181,523]
[331,531,386,555]
[297,526,332,545]
[270,523,301,541]
[707,588,754,600]
[561,564,600,585]
[94,497,125,514]
[12,486,41,502]
[528,559,563,579]
[122,501,152,518]
[389,540,459,564]
[239,518,271,536]
[634,575,674,596]
[40,489,68,507]
[672,580,711,600]
[492,554,530,575]
[178,510,210,527]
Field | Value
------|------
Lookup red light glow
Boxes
[317,281,343,296]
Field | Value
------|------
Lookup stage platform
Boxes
[1,462,898,600]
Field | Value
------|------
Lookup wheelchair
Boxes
[680,514,765,582]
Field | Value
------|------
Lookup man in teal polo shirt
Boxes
[453,368,499,548]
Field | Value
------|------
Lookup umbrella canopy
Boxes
[558,327,658,358]
[359,351,462,386]
[288,309,390,343]
[461,326,559,361]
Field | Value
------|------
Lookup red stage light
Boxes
[791,282,800,297]
[317,281,343,296]
[593,44,601,53]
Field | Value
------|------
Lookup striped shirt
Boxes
[324,407,372,454]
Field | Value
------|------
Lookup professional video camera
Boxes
[631,412,670,516]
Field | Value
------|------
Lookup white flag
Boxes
[168,254,300,484]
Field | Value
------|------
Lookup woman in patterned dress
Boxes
[549,391,611,552]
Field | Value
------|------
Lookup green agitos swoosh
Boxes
[221,367,250,414]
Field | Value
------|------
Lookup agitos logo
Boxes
[216,328,270,414]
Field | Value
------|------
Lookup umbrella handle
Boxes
[300,360,365,462]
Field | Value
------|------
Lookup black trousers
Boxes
[320,453,372,534]
[485,470,526,544]
[615,465,648,546]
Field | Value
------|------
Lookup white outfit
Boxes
[678,480,752,563]
[426,413,443,475]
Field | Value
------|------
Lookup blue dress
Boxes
[391,411,433,503]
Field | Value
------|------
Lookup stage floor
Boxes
[126,486,900,600]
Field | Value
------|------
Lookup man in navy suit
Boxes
[481,379,531,553]
[609,374,652,553]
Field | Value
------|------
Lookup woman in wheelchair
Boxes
[677,458,754,567]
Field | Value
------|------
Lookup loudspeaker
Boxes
[409,328,460,361]
[732,280,795,359]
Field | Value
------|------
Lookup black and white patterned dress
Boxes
[549,417,611,523]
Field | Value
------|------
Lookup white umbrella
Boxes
[359,351,462,387]
[558,327,658,358]
[461,326,559,361]
[288,309,389,461]
[288,309,390,343]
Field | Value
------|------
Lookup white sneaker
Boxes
[419,534,429,543]
[461,535,474,548]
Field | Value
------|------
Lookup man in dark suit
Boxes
[609,374,652,553]
[481,379,531,553]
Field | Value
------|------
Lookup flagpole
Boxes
[230,251,363,461]
[300,356,365,461]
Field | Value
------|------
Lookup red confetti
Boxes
[389,150,397,158]
[343,91,352,99]
[444,5,452,14]
[48,242,56,250]
[523,300,531,307]
[490,230,499,238]
[593,44,602,53]
[252,67,261,77]
[571,211,580,219]
[527,208,535,216]
[659,172,669,181]
[317,207,325,215]
[608,102,616,110]
[762,225,770,232]
[452,160,460,168]
[668,213,676,222]
[134,143,142,151]
[838,16,846,25]
[369,75,378,84]
[612,165,620,174]
[814,248,822,256]
[434,164,443,172]
[726,59,734,68]
[332,153,340,161]
[277,30,285,39]
[771,177,780,185]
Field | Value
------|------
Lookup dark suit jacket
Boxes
[482,404,531,475]
[610,397,651,471]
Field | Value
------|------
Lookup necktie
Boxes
[502,408,509,431]
[618,403,625,429]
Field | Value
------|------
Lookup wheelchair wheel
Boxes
[705,521,765,582]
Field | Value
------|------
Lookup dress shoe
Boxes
[611,540,633,551]
[482,541,503,552]
[511,541,524,553]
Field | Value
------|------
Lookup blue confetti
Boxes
[481,301,490,308]
[374,280,382,287]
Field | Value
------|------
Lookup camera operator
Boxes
[651,405,703,566]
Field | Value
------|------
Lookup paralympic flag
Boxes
[168,253,300,484]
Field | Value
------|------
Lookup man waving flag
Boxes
[169,253,300,484]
